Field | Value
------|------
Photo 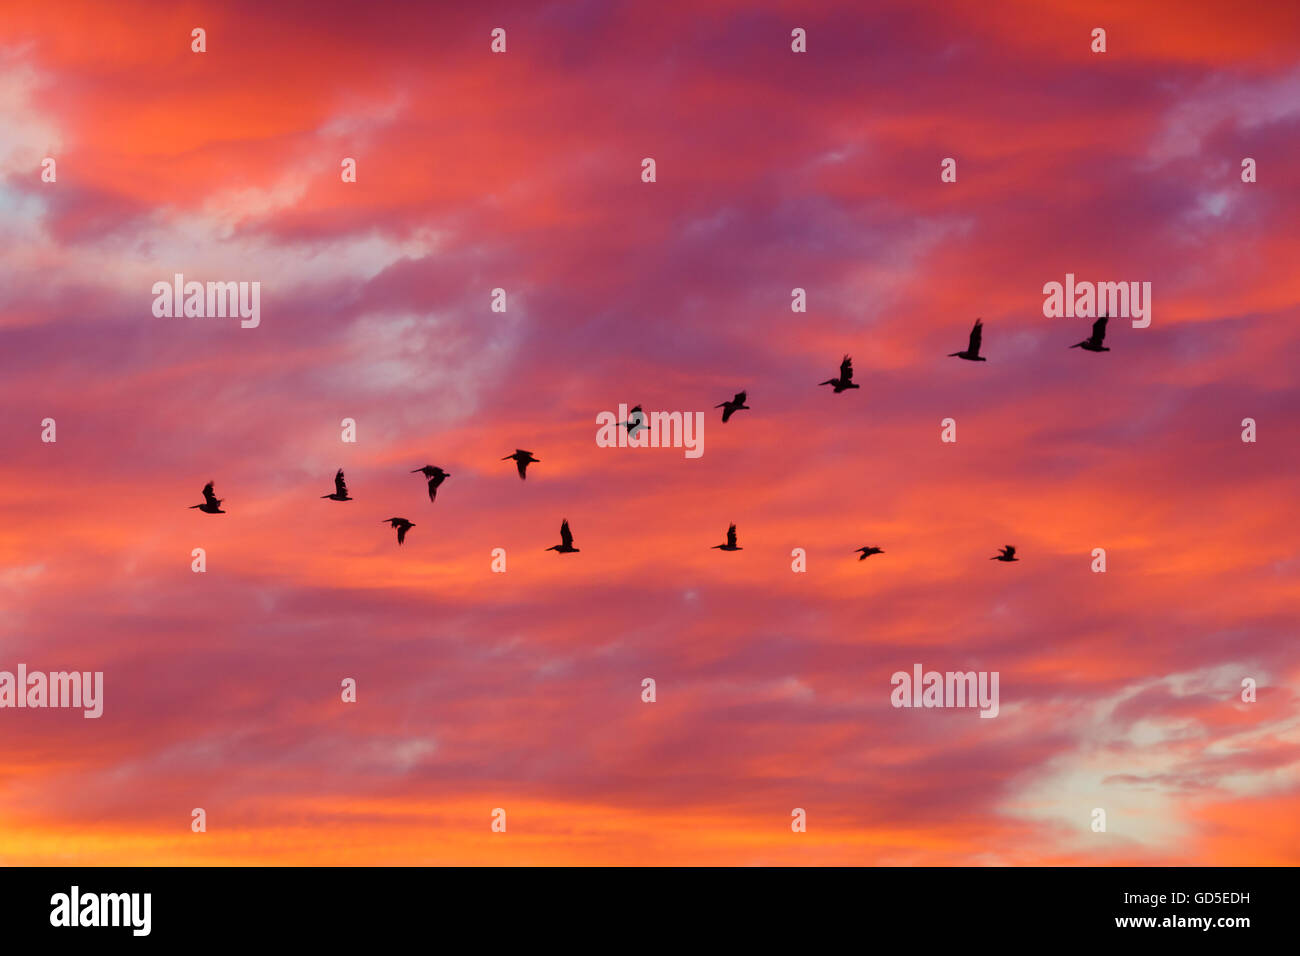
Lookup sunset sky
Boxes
[1,0,1298,865]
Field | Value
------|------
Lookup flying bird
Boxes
[991,545,1018,562]
[411,465,451,501]
[1070,314,1110,352]
[546,519,580,553]
[383,517,415,545]
[712,523,742,551]
[855,546,885,560]
[819,355,860,392]
[618,405,647,436]
[949,319,987,361]
[716,391,749,422]
[189,481,225,514]
[322,469,351,501]
[502,449,539,480]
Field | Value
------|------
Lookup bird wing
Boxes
[516,457,528,479]
[202,481,218,505]
[726,523,737,548]
[969,320,983,353]
[839,355,853,382]
[560,520,573,548]
[1005,545,1015,558]
[1091,314,1108,344]
[734,391,746,404]
[397,524,408,544]
[335,470,347,495]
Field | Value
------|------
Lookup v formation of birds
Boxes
[191,315,1113,562]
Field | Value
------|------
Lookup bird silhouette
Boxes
[1070,314,1110,352]
[322,469,352,501]
[950,319,987,361]
[546,518,580,553]
[502,449,539,480]
[855,546,884,560]
[617,405,647,436]
[819,355,860,392]
[712,523,742,551]
[383,517,415,545]
[188,481,225,514]
[991,545,1018,562]
[411,465,450,501]
[716,391,749,422]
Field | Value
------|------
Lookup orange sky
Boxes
[0,0,1297,864]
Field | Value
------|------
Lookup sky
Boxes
[0,0,1298,865]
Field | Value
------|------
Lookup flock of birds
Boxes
[189,315,1112,562]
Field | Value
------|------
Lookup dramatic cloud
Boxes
[0,0,1296,864]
